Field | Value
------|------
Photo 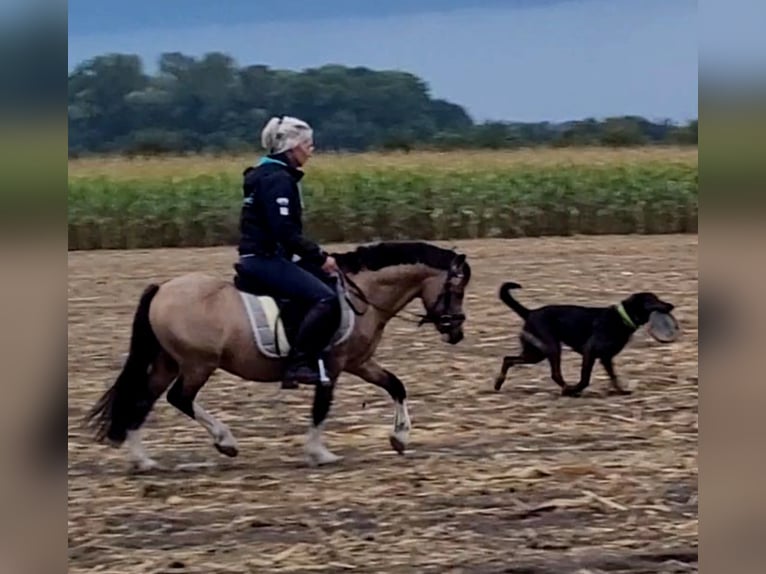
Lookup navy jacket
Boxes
[237,154,327,267]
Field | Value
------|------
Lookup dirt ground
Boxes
[68,235,698,573]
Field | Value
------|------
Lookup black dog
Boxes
[493,282,674,397]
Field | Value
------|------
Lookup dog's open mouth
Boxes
[648,311,681,343]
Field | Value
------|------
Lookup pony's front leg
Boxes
[304,380,343,466]
[348,360,411,454]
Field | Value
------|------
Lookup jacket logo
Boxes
[276,196,290,216]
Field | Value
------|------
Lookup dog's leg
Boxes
[494,343,546,391]
[494,355,520,390]
[601,356,632,395]
[548,347,567,389]
[562,348,596,397]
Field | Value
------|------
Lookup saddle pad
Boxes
[238,291,355,359]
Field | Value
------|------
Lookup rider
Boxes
[237,115,341,388]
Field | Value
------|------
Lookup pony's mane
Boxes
[333,241,469,278]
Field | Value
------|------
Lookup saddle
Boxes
[232,263,355,359]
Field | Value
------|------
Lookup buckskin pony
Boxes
[85,241,471,470]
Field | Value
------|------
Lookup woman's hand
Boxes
[321,255,339,274]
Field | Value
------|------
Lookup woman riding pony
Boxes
[237,115,340,389]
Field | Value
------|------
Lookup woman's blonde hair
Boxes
[261,115,313,154]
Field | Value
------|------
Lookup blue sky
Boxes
[68,0,699,123]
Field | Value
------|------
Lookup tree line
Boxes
[68,52,698,156]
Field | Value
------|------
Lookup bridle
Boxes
[335,265,466,329]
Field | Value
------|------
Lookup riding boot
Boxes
[281,349,319,389]
[282,297,341,389]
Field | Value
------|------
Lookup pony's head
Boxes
[335,241,472,345]
[419,253,470,344]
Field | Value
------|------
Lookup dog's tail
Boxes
[498,282,529,319]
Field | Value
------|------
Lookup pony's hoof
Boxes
[305,448,342,467]
[215,443,239,458]
[389,434,407,455]
[130,458,160,473]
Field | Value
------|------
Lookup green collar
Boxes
[616,303,637,329]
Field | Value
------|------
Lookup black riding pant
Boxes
[238,255,341,358]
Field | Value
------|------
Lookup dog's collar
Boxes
[616,303,637,329]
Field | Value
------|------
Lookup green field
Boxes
[68,147,698,250]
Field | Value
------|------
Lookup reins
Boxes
[335,267,464,328]
[336,270,429,325]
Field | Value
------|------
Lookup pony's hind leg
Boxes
[123,351,178,471]
[85,281,178,473]
[124,428,157,471]
[166,364,239,458]
[304,379,342,466]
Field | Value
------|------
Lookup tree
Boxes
[67,51,698,155]
[599,117,648,147]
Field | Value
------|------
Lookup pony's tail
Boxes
[498,282,530,320]
[85,283,162,445]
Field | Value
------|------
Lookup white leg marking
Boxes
[392,400,411,445]
[125,429,159,471]
[304,423,342,466]
[193,403,239,453]
[388,400,412,454]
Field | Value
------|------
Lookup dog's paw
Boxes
[561,386,583,398]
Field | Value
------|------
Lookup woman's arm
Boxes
[260,173,327,266]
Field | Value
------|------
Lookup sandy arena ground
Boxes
[68,235,698,573]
